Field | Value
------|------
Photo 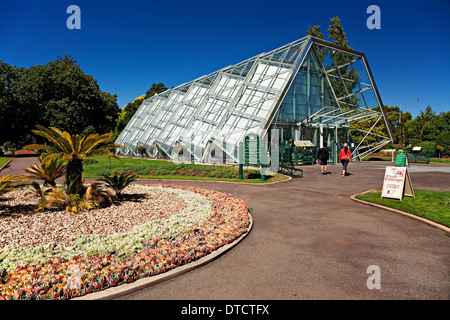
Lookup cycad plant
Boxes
[98,172,138,199]
[85,182,116,208]
[23,156,66,187]
[34,181,116,213]
[0,175,29,198]
[24,125,122,194]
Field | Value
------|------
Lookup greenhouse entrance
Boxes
[275,124,352,165]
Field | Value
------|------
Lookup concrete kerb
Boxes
[73,212,253,300]
[351,189,450,236]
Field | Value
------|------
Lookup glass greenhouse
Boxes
[115,36,393,165]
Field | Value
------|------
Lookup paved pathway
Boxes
[121,161,449,300]
[1,157,449,299]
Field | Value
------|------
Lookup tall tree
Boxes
[327,17,353,50]
[403,106,450,156]
[435,111,450,157]
[318,17,359,110]
[306,25,327,63]
[306,25,324,39]
[0,60,33,146]
[0,56,119,147]
[37,55,119,134]
[145,82,167,99]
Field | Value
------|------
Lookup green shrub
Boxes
[98,172,138,199]
[417,141,436,154]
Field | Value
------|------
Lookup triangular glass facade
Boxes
[115,36,392,163]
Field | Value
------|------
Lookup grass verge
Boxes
[361,156,450,164]
[0,157,12,169]
[82,156,289,183]
[355,189,450,227]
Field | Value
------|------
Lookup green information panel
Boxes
[395,152,408,167]
[244,133,260,166]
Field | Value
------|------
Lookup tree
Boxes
[306,25,327,63]
[306,17,357,106]
[25,125,121,194]
[417,141,436,154]
[328,17,353,50]
[306,25,323,39]
[436,130,450,157]
[37,55,119,134]
[0,60,33,146]
[404,117,421,147]
[403,106,449,156]
[326,17,358,106]
[145,82,167,99]
[380,106,412,145]
[305,18,393,151]
[0,56,120,147]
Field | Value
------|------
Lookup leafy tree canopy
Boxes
[0,55,119,147]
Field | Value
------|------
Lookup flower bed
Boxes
[0,184,250,300]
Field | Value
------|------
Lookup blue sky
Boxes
[1,0,449,118]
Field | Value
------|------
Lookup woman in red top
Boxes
[338,143,352,178]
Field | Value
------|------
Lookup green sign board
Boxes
[395,152,408,167]
[244,133,260,166]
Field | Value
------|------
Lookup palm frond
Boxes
[23,156,66,187]
[0,175,31,197]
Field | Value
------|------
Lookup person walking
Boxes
[339,143,352,178]
[317,142,329,175]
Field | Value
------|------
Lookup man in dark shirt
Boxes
[318,142,329,175]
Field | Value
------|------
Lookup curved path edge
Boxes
[351,189,450,236]
[73,212,254,300]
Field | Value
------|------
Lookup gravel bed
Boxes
[0,187,186,249]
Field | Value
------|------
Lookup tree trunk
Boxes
[66,157,83,194]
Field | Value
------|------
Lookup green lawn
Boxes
[429,158,450,165]
[82,156,288,183]
[0,157,11,168]
[361,156,450,165]
[356,189,450,227]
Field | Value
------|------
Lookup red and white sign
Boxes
[381,166,415,200]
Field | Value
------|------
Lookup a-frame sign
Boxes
[381,166,415,200]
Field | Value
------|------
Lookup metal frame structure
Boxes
[115,36,393,163]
